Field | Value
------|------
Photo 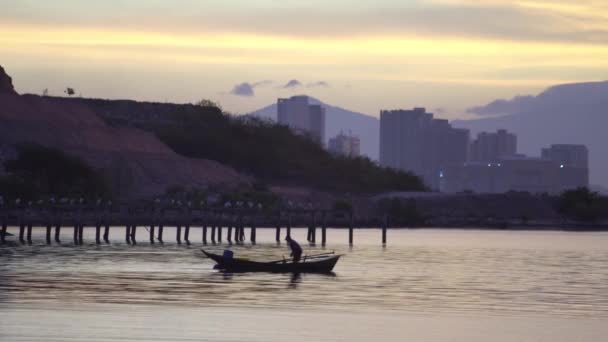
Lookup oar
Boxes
[272,251,334,262]
[302,252,336,262]
[268,256,288,264]
[304,251,335,258]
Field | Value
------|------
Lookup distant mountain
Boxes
[249,96,380,160]
[454,81,608,187]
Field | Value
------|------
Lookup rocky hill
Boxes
[0,66,17,95]
[0,66,244,199]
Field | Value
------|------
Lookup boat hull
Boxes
[202,250,340,273]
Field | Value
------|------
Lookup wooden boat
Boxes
[201,249,340,273]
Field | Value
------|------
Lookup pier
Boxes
[0,207,390,246]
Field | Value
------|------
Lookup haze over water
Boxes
[1,228,608,341]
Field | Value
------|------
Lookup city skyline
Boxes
[1,0,607,116]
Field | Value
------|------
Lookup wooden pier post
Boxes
[73,224,79,244]
[149,225,155,244]
[349,214,354,246]
[321,213,327,246]
[103,224,110,243]
[227,225,233,243]
[202,225,207,244]
[240,224,245,242]
[157,225,164,243]
[95,224,101,244]
[275,221,281,243]
[130,225,136,245]
[78,224,84,245]
[26,224,32,244]
[19,224,25,244]
[184,225,191,244]
[176,225,182,244]
[217,226,222,243]
[1,223,7,243]
[311,213,316,244]
[211,226,216,244]
[382,215,388,245]
[250,225,256,244]
[125,225,131,244]
[46,224,52,244]
[54,224,61,243]
[287,215,292,238]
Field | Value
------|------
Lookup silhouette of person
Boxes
[285,235,302,263]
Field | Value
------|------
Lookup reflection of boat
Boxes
[201,249,340,273]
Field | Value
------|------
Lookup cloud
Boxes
[306,81,330,88]
[282,79,302,88]
[230,82,255,97]
[229,80,274,96]
[4,1,607,45]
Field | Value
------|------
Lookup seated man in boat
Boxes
[285,235,303,263]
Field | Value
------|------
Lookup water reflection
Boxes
[289,272,302,289]
[1,229,608,318]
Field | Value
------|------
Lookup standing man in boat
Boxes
[285,235,303,263]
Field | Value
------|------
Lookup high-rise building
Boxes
[328,133,360,157]
[277,96,325,144]
[379,108,469,189]
[541,144,588,169]
[470,129,517,162]
[542,144,589,191]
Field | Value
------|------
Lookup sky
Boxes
[1,0,607,118]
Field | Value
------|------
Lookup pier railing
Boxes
[0,208,390,246]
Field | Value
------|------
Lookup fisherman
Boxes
[285,235,303,263]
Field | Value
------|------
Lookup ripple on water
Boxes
[1,229,608,318]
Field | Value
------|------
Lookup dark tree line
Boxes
[556,187,608,222]
[154,104,426,193]
[0,143,111,201]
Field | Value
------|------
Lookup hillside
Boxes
[0,67,244,198]
[454,81,608,188]
[249,96,380,160]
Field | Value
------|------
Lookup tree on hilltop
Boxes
[65,87,75,96]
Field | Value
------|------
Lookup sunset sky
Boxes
[1,0,607,117]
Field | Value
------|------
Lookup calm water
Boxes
[1,228,608,341]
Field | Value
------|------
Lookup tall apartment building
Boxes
[379,108,469,189]
[277,96,325,144]
[470,129,517,161]
[328,133,360,157]
[542,144,589,191]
